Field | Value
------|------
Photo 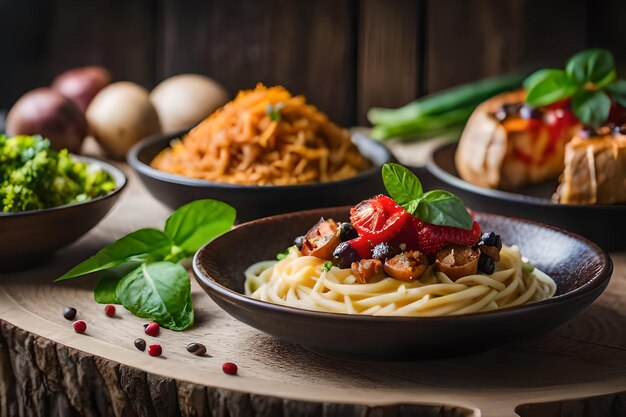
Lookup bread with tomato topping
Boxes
[455,91,581,190]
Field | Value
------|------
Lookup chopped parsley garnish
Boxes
[276,247,290,260]
[265,103,285,122]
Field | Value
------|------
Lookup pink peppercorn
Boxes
[104,304,116,317]
[147,344,162,357]
[222,362,238,375]
[72,320,87,334]
[144,322,160,337]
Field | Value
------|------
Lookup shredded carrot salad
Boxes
[150,85,370,185]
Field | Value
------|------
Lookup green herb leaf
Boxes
[415,190,473,230]
[381,163,422,207]
[565,49,615,86]
[115,262,194,331]
[56,229,173,281]
[323,261,333,272]
[404,199,419,215]
[593,69,617,89]
[164,199,236,255]
[523,69,554,91]
[265,103,285,122]
[94,263,141,304]
[276,247,290,260]
[525,69,577,107]
[572,90,612,127]
[607,79,626,107]
[522,259,535,273]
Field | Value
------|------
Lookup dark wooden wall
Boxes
[2,0,625,126]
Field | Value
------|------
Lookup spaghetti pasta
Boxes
[244,245,556,316]
[151,85,370,185]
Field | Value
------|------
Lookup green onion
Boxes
[367,72,526,141]
[370,105,474,140]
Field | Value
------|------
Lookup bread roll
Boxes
[556,133,626,204]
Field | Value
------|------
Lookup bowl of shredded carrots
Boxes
[128,85,395,221]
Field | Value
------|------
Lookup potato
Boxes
[51,66,112,112]
[86,82,161,159]
[150,74,229,133]
[6,87,87,153]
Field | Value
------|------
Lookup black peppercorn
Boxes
[187,342,207,356]
[62,307,77,321]
[134,338,146,351]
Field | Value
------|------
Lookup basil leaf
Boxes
[607,79,626,107]
[523,69,555,91]
[593,69,617,89]
[116,262,194,331]
[381,163,423,207]
[525,69,577,107]
[416,190,473,230]
[565,49,615,85]
[164,199,236,255]
[404,199,419,215]
[56,229,173,281]
[94,263,140,304]
[572,90,611,127]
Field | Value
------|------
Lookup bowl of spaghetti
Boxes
[128,85,393,221]
[193,204,612,359]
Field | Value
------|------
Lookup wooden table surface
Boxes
[0,141,625,417]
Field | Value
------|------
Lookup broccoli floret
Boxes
[2,184,45,212]
[0,135,115,212]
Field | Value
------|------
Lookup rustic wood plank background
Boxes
[0,0,620,125]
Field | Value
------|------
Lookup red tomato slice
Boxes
[349,195,409,244]
[390,215,421,250]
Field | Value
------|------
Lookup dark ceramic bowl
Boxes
[128,131,395,222]
[424,142,626,251]
[193,207,612,360]
[0,156,126,272]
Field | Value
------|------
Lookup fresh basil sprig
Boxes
[382,163,473,230]
[524,49,624,127]
[56,199,236,331]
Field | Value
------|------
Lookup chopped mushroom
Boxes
[435,245,480,281]
[351,259,383,283]
[383,251,428,282]
[301,218,340,260]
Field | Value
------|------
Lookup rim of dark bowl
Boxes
[127,131,394,191]
[428,142,626,211]
[193,206,613,323]
[0,155,127,218]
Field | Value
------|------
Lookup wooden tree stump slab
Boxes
[1,161,625,417]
